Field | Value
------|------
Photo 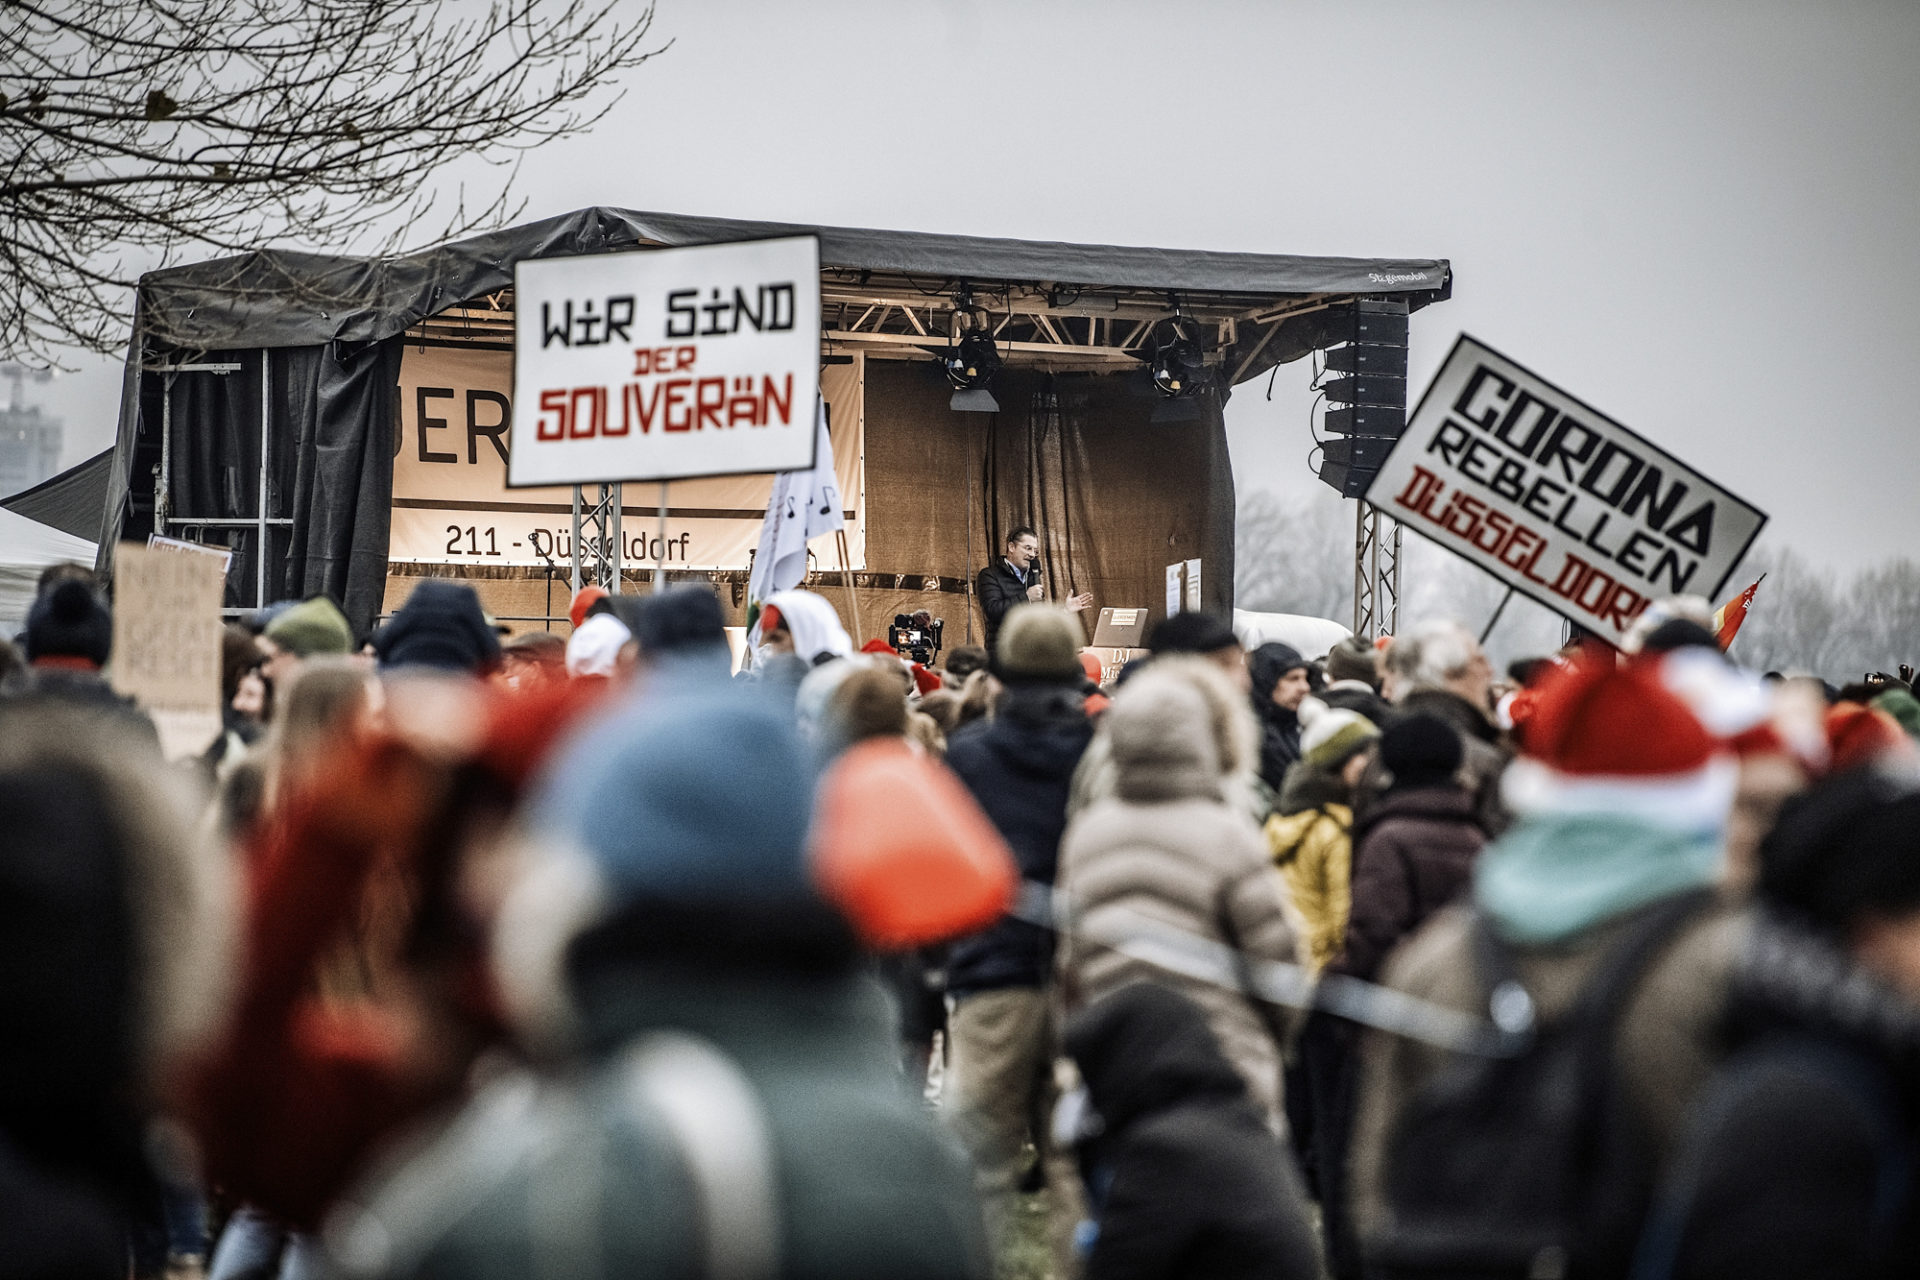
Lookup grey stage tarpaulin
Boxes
[1,448,111,541]
[100,206,1449,635]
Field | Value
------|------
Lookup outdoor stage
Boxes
[96,209,1450,643]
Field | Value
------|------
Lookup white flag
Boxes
[747,398,841,622]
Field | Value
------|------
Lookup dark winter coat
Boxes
[331,935,990,1280]
[1246,645,1305,793]
[975,558,1037,651]
[945,682,1093,995]
[1642,915,1920,1280]
[1358,688,1511,837]
[1330,786,1486,982]
[1065,984,1319,1280]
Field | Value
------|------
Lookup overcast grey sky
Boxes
[33,0,1920,578]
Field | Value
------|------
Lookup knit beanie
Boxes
[1381,712,1463,791]
[624,585,727,661]
[374,580,501,674]
[24,580,112,667]
[1758,766,1920,935]
[1871,686,1920,742]
[264,596,353,658]
[994,604,1084,683]
[1324,636,1380,687]
[529,679,817,908]
[1147,610,1239,656]
[1300,703,1381,771]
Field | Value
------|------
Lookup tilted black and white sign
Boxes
[509,236,821,487]
[1365,335,1767,643]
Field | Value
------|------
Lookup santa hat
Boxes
[1824,704,1914,774]
[1504,657,1736,830]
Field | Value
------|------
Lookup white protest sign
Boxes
[1165,563,1184,616]
[1365,335,1768,644]
[1184,558,1203,613]
[510,237,821,487]
[111,541,224,759]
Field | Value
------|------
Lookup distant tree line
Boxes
[1235,489,1916,680]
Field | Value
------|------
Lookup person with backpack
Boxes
[1349,655,1748,1280]
[1632,765,1920,1279]
[1062,983,1320,1280]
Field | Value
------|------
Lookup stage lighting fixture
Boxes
[1150,323,1208,399]
[945,329,1002,412]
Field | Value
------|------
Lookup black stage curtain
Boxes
[861,362,1234,646]
[145,339,399,636]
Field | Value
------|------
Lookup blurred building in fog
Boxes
[0,365,63,498]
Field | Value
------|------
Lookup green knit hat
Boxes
[1871,686,1920,741]
[264,596,353,657]
[1301,704,1382,771]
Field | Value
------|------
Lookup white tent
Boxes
[0,505,99,637]
[1233,609,1354,661]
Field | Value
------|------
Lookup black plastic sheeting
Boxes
[132,206,1450,353]
[1,448,111,541]
[105,331,399,634]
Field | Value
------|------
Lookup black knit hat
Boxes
[25,580,112,668]
[374,580,501,674]
[1381,712,1463,791]
[623,585,727,657]
[1759,768,1920,935]
[1148,611,1239,656]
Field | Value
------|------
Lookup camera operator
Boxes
[976,525,1092,652]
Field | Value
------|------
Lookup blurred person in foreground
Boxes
[323,663,990,1280]
[1635,764,1920,1278]
[1351,655,1747,1278]
[1376,620,1511,836]
[0,707,231,1280]
[1062,984,1319,1280]
[1058,657,1303,1128]
[941,604,1096,1275]
[1311,713,1483,1279]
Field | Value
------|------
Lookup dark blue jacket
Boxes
[944,682,1092,995]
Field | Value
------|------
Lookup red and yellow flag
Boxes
[1712,575,1765,650]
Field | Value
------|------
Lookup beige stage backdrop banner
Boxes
[390,346,865,571]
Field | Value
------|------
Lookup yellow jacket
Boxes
[1264,803,1354,972]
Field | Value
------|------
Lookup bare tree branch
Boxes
[1,0,667,365]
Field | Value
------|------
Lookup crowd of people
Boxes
[3,557,1919,1280]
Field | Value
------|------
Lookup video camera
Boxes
[888,610,944,666]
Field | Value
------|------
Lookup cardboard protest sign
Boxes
[1365,336,1767,644]
[110,541,224,759]
[509,236,821,487]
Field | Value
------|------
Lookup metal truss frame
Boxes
[571,482,623,593]
[1353,500,1403,640]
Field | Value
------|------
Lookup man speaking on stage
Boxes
[977,525,1093,651]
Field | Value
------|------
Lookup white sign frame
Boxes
[1364,334,1768,643]
[509,236,821,488]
